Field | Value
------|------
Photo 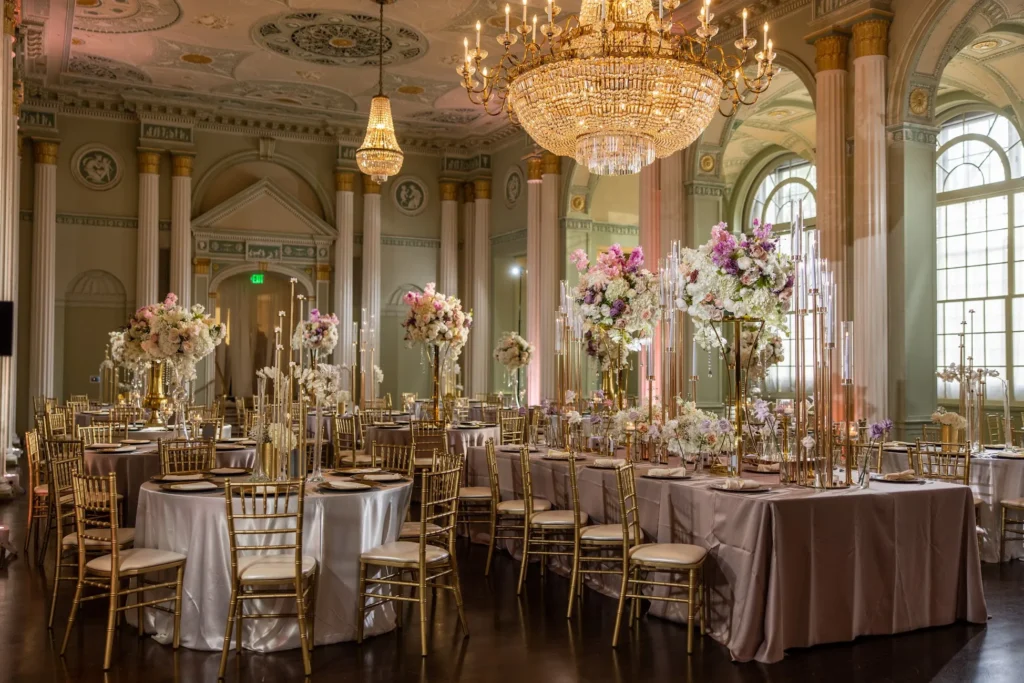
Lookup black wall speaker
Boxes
[0,301,12,357]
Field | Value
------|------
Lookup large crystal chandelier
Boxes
[357,0,403,183]
[460,0,776,175]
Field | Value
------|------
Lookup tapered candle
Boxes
[547,0,552,24]
[742,8,747,38]
[505,4,510,32]
[763,22,768,48]
[691,339,698,373]
[532,14,537,42]
[464,37,469,61]
[659,0,663,20]
[841,321,853,381]
[645,340,653,370]
[522,0,527,24]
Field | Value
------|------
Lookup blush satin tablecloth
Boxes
[133,478,412,651]
[366,425,498,458]
[466,446,987,664]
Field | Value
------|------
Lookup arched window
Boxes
[935,112,1024,401]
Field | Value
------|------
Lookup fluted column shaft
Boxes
[334,171,355,369]
[170,153,193,305]
[525,156,543,405]
[0,15,20,482]
[540,153,560,401]
[439,181,459,296]
[137,150,161,307]
[639,161,661,403]
[471,179,491,396]
[852,19,889,421]
[30,140,57,402]
[361,176,381,401]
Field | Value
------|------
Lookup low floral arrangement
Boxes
[931,407,967,430]
[294,363,345,406]
[292,309,339,355]
[656,400,735,457]
[123,293,225,381]
[402,282,472,357]
[676,221,794,352]
[494,331,534,370]
[570,244,659,370]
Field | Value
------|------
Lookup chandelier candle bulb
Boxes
[763,22,768,48]
[476,21,481,48]
[464,37,468,61]
[547,0,552,24]
[506,4,510,33]
[532,14,537,42]
[742,8,747,38]
[523,0,527,24]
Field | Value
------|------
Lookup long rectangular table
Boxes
[466,446,988,664]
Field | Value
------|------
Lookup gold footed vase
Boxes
[431,345,441,422]
[143,361,168,428]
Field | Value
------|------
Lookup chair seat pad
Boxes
[60,492,124,505]
[458,486,491,500]
[86,547,186,574]
[339,452,374,464]
[33,485,49,497]
[414,457,435,467]
[237,554,317,581]
[581,523,636,542]
[497,497,552,514]
[629,543,707,567]
[361,541,449,566]
[531,510,589,527]
[1001,497,1024,509]
[398,521,442,538]
[63,528,136,548]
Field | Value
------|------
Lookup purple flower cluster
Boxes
[868,419,894,442]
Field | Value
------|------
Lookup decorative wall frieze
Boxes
[491,228,527,246]
[561,217,639,236]
[685,182,727,197]
[19,210,171,231]
[193,233,332,262]
[886,123,939,146]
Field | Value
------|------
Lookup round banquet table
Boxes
[365,424,498,459]
[84,442,255,525]
[132,477,412,651]
[881,445,1024,562]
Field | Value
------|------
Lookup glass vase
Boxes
[308,396,325,483]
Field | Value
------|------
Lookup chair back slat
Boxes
[332,415,358,465]
[499,415,526,445]
[78,424,115,446]
[373,443,415,476]
[914,440,970,484]
[223,480,306,576]
[159,438,216,474]
[417,454,463,552]
[411,420,447,462]
[615,462,641,551]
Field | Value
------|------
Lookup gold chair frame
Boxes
[77,424,115,446]
[159,438,216,474]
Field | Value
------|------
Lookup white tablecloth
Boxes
[133,478,412,651]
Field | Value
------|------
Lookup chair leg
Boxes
[484,511,497,577]
[1000,507,1006,563]
[356,563,367,644]
[686,568,696,654]
[517,521,530,596]
[417,569,429,657]
[218,589,238,680]
[23,497,34,552]
[448,557,469,638]
[173,565,184,649]
[48,550,65,629]
[102,581,118,670]
[566,537,580,619]
[295,580,312,676]
[60,578,84,656]
[306,572,319,649]
[235,596,243,653]
[611,559,630,647]
[136,576,145,638]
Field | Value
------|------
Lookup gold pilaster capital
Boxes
[362,175,381,194]
[315,264,332,281]
[335,169,356,192]
[4,0,20,36]
[170,153,194,178]
[12,78,23,116]
[193,257,211,275]
[439,181,459,201]
[473,178,491,199]
[137,149,162,174]
[852,17,889,59]
[814,33,849,72]
[541,151,561,175]
[33,138,58,165]
[463,181,475,203]
[526,155,543,181]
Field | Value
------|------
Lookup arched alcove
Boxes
[61,270,128,400]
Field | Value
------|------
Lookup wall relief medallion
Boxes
[504,166,523,208]
[570,194,586,212]
[71,144,123,191]
[699,154,716,173]
[392,176,428,216]
[909,87,929,116]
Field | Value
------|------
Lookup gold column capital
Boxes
[362,175,381,194]
[526,155,543,181]
[473,178,491,199]
[138,149,162,174]
[463,181,475,203]
[315,264,332,281]
[170,153,194,178]
[541,151,561,175]
[193,257,211,275]
[335,170,356,192]
[814,33,849,72]
[439,181,459,201]
[4,0,20,36]
[33,139,58,165]
[12,78,23,116]
[852,17,889,59]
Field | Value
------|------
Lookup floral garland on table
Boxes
[494,331,534,370]
[292,309,339,355]
[122,293,225,381]
[402,282,473,358]
[676,221,794,352]
[570,245,659,370]
[931,407,967,430]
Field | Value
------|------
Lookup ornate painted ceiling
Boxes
[939,26,1024,125]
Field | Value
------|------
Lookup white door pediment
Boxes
[192,177,336,237]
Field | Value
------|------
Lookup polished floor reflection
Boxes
[1,495,1020,683]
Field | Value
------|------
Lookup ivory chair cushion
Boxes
[398,521,442,538]
[496,497,552,515]
[530,510,589,527]
[33,485,49,497]
[361,541,450,567]
[629,543,707,567]
[237,554,317,581]
[458,486,491,500]
[580,524,637,543]
[86,547,186,574]
[63,528,136,548]
[413,457,435,468]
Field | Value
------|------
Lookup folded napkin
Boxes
[593,458,626,468]
[170,481,217,491]
[715,478,761,490]
[648,467,688,478]
[545,449,573,460]
[162,473,205,481]
[883,469,918,481]
[362,473,404,481]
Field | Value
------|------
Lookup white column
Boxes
[852,18,889,422]
[639,161,661,403]
[137,149,161,307]
[333,170,355,368]
[0,18,19,491]
[814,33,850,420]
[460,183,475,393]
[525,156,543,405]
[470,178,491,396]
[170,153,193,305]
[361,175,382,401]
[29,139,58,402]
[439,181,459,296]
[540,153,561,401]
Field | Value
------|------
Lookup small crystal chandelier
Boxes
[460,0,776,175]
[357,0,403,183]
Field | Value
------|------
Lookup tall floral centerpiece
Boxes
[494,332,533,408]
[295,362,345,483]
[292,309,339,362]
[402,283,472,421]
[570,245,659,409]
[122,293,225,429]
[676,221,794,472]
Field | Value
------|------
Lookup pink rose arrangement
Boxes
[292,309,340,354]
[122,293,225,380]
[402,282,472,358]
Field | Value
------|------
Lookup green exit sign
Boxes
[250,273,264,284]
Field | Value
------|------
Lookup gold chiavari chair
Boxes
[362,398,386,411]
[66,401,89,420]
[242,408,260,438]
[77,424,116,447]
[999,498,1024,562]
[373,443,415,476]
[612,465,708,654]
[194,416,225,440]
[23,431,49,555]
[921,424,942,443]
[333,415,372,466]
[159,438,216,474]
[499,415,526,445]
[61,472,184,670]
[357,451,468,657]
[68,394,89,405]
[482,439,552,575]
[516,446,589,597]
[987,413,1004,444]
[44,409,71,439]
[110,405,143,439]
[441,395,456,425]
[455,441,495,544]
[32,395,52,414]
[219,480,317,678]
[411,419,448,469]
[913,440,970,484]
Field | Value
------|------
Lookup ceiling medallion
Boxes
[461,0,776,175]
[397,84,425,95]
[181,53,213,64]
[357,0,404,184]
[73,0,180,35]
[970,39,1000,53]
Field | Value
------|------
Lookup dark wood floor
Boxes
[1,494,1021,683]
